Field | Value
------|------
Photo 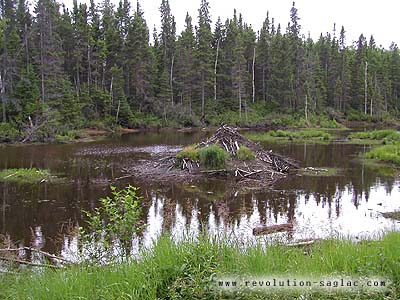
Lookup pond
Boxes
[1,130,399,260]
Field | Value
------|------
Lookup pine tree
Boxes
[196,0,213,120]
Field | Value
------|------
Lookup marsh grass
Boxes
[348,130,400,144]
[176,145,199,161]
[0,232,399,300]
[364,144,400,165]
[237,146,256,160]
[0,168,55,183]
[246,129,332,144]
[198,145,229,169]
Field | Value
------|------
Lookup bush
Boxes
[80,185,145,263]
[176,145,199,161]
[0,122,20,142]
[237,146,256,160]
[198,145,229,169]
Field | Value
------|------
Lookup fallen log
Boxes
[253,223,294,236]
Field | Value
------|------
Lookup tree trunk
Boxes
[170,55,174,107]
[252,47,256,103]
[305,94,308,121]
[262,66,266,102]
[238,64,242,119]
[201,72,205,118]
[364,61,368,115]
[214,38,220,101]
[1,73,6,123]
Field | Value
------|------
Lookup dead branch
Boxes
[253,223,294,236]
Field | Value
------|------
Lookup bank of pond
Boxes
[0,232,399,300]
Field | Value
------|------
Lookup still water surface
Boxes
[1,130,399,258]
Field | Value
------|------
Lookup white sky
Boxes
[65,0,400,49]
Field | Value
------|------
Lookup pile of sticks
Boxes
[198,124,255,156]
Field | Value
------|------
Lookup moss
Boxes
[198,145,229,169]
[0,168,56,183]
[237,146,256,160]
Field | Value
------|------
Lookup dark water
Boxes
[0,130,399,258]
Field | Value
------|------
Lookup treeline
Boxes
[1,0,400,140]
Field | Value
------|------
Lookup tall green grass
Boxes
[365,144,400,165]
[348,130,400,142]
[246,129,332,143]
[1,232,399,300]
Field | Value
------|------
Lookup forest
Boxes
[1,0,400,142]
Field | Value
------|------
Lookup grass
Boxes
[0,232,399,299]
[0,168,56,183]
[176,145,199,161]
[299,167,341,177]
[237,146,256,160]
[198,145,229,169]
[246,129,332,144]
[348,130,400,144]
[364,144,400,165]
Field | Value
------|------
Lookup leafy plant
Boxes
[198,145,229,169]
[80,185,145,263]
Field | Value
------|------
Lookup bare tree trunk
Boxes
[371,73,377,117]
[238,64,242,119]
[364,61,368,115]
[87,43,91,91]
[201,72,205,118]
[24,23,29,72]
[262,66,266,102]
[305,94,308,121]
[170,55,174,107]
[214,38,220,101]
[110,75,113,116]
[252,47,256,103]
[1,73,6,122]
[40,30,45,102]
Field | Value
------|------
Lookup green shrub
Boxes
[176,145,199,161]
[0,122,20,142]
[80,185,145,263]
[198,145,229,169]
[237,145,256,160]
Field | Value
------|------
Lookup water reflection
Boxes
[0,132,400,260]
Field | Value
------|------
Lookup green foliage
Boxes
[176,145,199,161]
[198,145,229,169]
[80,185,145,263]
[54,130,88,143]
[248,129,332,143]
[365,144,400,165]
[1,232,399,299]
[349,130,400,142]
[0,122,20,142]
[0,168,53,183]
[237,146,255,160]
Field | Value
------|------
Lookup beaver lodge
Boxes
[126,125,299,186]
